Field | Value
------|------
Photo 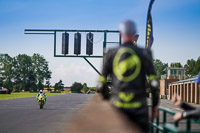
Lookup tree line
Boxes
[71,82,96,93]
[0,53,95,94]
[44,81,96,93]
[154,56,200,80]
[2,53,198,93]
[0,53,51,93]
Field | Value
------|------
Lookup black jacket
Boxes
[181,103,200,119]
[99,42,159,109]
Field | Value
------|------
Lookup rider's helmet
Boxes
[40,90,43,93]
[119,20,137,36]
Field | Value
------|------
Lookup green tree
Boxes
[88,87,96,93]
[194,57,200,74]
[153,59,168,80]
[0,77,3,88]
[0,54,14,93]
[82,83,89,93]
[170,62,182,68]
[13,54,34,91]
[12,57,22,92]
[0,53,52,92]
[71,82,83,93]
[45,80,51,91]
[184,59,196,78]
[54,80,64,92]
[31,54,51,91]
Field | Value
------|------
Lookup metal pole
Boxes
[54,31,56,57]
[83,57,101,75]
[103,31,107,56]
[186,119,191,132]
[119,33,122,46]
[25,29,119,33]
[151,122,154,133]
[163,111,166,124]
[54,55,102,58]
[175,121,179,127]
[156,111,159,133]
[151,115,154,133]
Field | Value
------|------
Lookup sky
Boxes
[0,0,200,86]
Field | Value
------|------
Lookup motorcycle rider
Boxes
[97,20,159,133]
[37,90,47,102]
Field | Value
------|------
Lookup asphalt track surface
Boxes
[0,94,94,133]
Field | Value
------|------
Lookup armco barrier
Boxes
[148,105,200,133]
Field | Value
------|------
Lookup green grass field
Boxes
[0,92,63,100]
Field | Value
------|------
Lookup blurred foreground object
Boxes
[172,94,200,122]
[67,94,142,133]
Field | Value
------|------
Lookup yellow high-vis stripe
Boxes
[113,101,142,108]
[119,92,134,102]
[99,76,107,83]
[148,75,157,81]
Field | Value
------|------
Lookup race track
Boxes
[0,94,93,133]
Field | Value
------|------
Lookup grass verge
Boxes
[0,92,64,100]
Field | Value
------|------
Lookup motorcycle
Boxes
[37,94,46,109]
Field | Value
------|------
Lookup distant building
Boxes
[43,88,71,93]
[0,88,9,94]
[166,67,185,80]
[43,88,55,92]
[168,77,199,104]
[160,67,185,97]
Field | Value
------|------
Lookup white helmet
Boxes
[40,90,43,93]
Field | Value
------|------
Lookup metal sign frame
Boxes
[24,29,121,75]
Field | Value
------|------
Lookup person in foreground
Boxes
[172,72,200,121]
[97,20,159,133]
